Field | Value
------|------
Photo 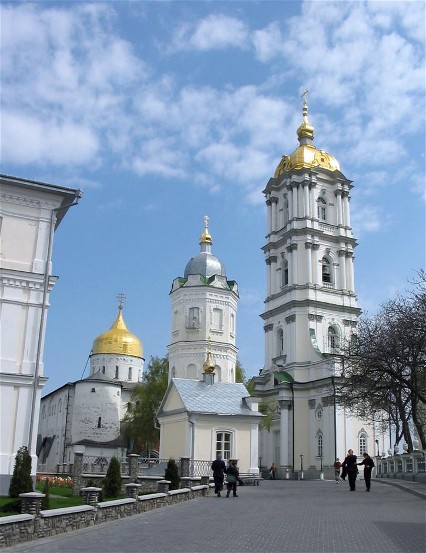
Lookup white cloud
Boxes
[171,14,249,51]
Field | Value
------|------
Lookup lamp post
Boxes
[300,454,304,480]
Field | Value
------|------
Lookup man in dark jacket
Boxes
[357,452,375,491]
[211,454,226,497]
[341,449,358,491]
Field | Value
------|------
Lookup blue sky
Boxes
[1,1,425,395]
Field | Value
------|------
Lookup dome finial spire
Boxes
[117,292,126,311]
[203,337,215,373]
[297,88,314,143]
[199,214,212,245]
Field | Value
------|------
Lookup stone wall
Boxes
[0,485,209,549]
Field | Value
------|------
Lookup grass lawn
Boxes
[0,486,84,516]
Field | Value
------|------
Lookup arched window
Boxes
[282,259,289,286]
[318,197,327,221]
[322,257,332,283]
[317,434,323,457]
[188,307,200,329]
[359,433,367,455]
[97,417,102,428]
[128,367,132,380]
[283,195,289,225]
[328,326,340,352]
[115,366,119,379]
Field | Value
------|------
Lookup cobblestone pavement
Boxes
[6,479,426,553]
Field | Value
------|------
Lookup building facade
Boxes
[37,302,145,473]
[0,174,82,494]
[159,219,261,472]
[252,97,376,476]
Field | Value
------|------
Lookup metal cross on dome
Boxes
[204,214,209,229]
[117,292,126,309]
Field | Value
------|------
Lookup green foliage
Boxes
[41,478,50,510]
[8,446,33,498]
[236,359,256,395]
[102,457,122,498]
[259,401,276,432]
[165,458,180,490]
[122,355,169,452]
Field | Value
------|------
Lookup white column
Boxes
[347,253,355,292]
[266,199,272,234]
[346,194,351,228]
[312,244,320,285]
[305,243,312,284]
[250,423,260,474]
[290,245,298,284]
[339,251,347,289]
[292,184,298,219]
[271,198,278,232]
[310,184,317,220]
[336,190,343,226]
[279,401,291,466]
[266,258,272,296]
[287,187,293,221]
[303,183,310,218]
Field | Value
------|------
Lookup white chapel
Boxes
[158,219,262,473]
[252,95,376,476]
[37,300,145,472]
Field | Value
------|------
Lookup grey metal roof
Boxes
[171,378,261,417]
[184,252,226,278]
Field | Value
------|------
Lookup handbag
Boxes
[226,474,236,483]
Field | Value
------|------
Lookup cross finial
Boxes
[203,214,209,229]
[301,89,309,118]
[117,292,126,310]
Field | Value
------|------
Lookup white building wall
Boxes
[0,175,81,494]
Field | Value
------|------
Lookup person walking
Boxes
[357,452,375,492]
[211,454,226,497]
[225,460,239,497]
[333,458,342,483]
[341,449,358,491]
[269,463,277,480]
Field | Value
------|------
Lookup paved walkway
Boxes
[6,479,426,553]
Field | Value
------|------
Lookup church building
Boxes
[252,95,376,477]
[158,219,262,473]
[37,300,144,472]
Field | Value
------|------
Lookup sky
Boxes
[1,1,425,396]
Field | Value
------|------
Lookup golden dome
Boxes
[203,338,215,373]
[274,146,340,176]
[91,306,143,358]
[274,91,340,177]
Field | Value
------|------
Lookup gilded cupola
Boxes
[274,90,340,177]
[203,338,215,373]
[91,301,143,358]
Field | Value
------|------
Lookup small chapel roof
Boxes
[162,378,262,417]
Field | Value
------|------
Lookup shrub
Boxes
[165,458,180,490]
[41,478,50,510]
[9,446,33,498]
[102,457,122,498]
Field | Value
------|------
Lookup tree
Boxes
[164,458,180,490]
[236,358,255,395]
[337,272,426,450]
[9,446,33,498]
[103,456,122,498]
[122,355,169,453]
[41,478,50,510]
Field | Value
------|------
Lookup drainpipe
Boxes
[28,196,81,454]
[332,375,337,462]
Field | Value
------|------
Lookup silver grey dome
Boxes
[184,252,226,278]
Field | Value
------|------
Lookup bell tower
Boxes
[254,93,368,476]
[168,217,239,383]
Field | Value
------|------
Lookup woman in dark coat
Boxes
[211,454,226,497]
[357,452,375,491]
[341,449,358,491]
[225,460,239,498]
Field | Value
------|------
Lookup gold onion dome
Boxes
[91,305,143,358]
[203,341,215,374]
[274,92,340,177]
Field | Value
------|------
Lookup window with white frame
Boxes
[282,259,289,286]
[212,308,223,330]
[188,307,200,329]
[216,431,232,460]
[317,434,323,457]
[328,326,340,352]
[277,328,284,356]
[359,433,367,455]
[317,197,327,221]
[322,257,332,283]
